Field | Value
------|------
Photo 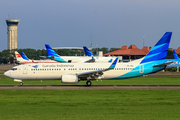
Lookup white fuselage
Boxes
[4,58,142,81]
[58,56,115,63]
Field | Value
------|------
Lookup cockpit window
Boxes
[11,68,17,71]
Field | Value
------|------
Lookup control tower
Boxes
[6,19,20,50]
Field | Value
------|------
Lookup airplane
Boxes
[45,44,115,63]
[166,50,180,67]
[5,32,173,86]
[14,51,59,64]
[83,46,115,62]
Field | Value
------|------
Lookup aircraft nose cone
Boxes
[4,71,10,77]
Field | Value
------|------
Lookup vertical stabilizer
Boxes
[15,51,22,59]
[83,46,94,56]
[45,44,67,63]
[140,32,172,64]
[21,52,29,60]
[173,50,179,59]
[45,44,60,57]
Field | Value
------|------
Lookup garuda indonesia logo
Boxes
[32,65,38,69]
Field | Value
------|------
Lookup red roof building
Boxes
[170,47,180,55]
[104,45,150,61]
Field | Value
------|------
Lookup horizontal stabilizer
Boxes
[153,61,174,67]
[84,58,95,63]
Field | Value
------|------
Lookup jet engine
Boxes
[61,74,78,83]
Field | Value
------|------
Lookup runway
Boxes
[1,85,180,90]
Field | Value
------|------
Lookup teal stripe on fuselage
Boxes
[111,60,167,79]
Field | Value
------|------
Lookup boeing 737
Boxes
[45,44,115,63]
[5,32,173,86]
[83,46,115,62]
[15,51,58,64]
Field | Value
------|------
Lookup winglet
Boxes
[173,50,179,59]
[108,59,113,63]
[140,32,172,64]
[83,46,94,56]
[21,52,29,60]
[108,58,118,69]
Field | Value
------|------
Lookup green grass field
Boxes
[0,89,180,120]
[1,71,180,119]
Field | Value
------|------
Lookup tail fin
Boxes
[83,46,94,56]
[140,32,172,64]
[173,50,179,59]
[21,52,29,60]
[15,51,28,63]
[45,44,67,63]
[15,51,22,59]
[45,44,59,57]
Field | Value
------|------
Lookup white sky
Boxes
[0,0,180,51]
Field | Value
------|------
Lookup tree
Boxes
[99,47,109,54]
[109,48,120,52]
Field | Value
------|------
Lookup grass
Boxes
[0,70,5,75]
[1,70,180,119]
[1,76,180,85]
[0,89,180,120]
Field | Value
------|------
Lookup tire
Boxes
[86,81,91,86]
[20,82,23,86]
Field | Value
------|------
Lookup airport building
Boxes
[6,19,20,50]
[104,45,150,61]
[171,47,180,55]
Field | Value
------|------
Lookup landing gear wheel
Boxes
[86,81,92,86]
[20,82,23,86]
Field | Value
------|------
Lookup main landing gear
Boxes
[20,82,23,86]
[86,81,92,86]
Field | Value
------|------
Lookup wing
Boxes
[77,58,118,79]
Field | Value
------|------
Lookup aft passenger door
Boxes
[139,64,144,73]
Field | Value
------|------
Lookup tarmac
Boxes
[1,85,180,90]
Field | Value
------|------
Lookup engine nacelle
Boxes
[61,74,79,83]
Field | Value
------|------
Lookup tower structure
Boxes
[6,19,20,50]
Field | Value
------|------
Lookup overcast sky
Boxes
[0,0,180,51]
